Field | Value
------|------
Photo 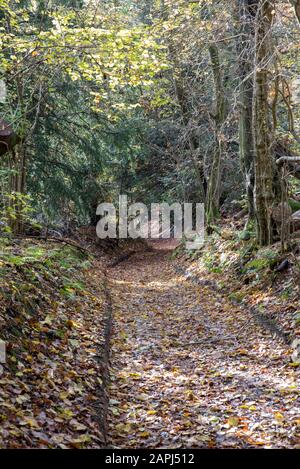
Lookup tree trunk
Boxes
[140,0,153,24]
[8,143,27,235]
[206,44,226,223]
[236,0,257,221]
[290,0,300,24]
[172,71,208,201]
[253,0,275,245]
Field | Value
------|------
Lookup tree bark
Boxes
[236,0,258,221]
[8,142,27,235]
[253,0,275,245]
[206,44,226,223]
[290,0,300,24]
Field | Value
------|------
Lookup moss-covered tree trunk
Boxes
[8,142,27,235]
[253,0,275,245]
[206,44,226,223]
[236,0,258,221]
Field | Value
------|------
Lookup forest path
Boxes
[106,242,299,448]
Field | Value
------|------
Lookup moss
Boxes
[243,248,280,272]
[245,258,269,270]
[239,230,252,241]
[288,199,300,213]
[229,291,246,303]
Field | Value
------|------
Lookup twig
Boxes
[276,156,300,165]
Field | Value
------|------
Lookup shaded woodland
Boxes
[0,0,299,451]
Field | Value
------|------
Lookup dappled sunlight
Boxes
[1,0,300,454]
[107,244,299,448]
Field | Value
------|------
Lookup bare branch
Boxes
[276,156,300,165]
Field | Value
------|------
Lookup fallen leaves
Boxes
[107,245,300,449]
[19,417,40,428]
[0,241,110,448]
[225,416,240,428]
[2,239,299,449]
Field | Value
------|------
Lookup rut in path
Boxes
[106,244,299,449]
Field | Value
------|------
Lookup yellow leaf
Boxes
[67,320,80,329]
[115,423,131,433]
[60,408,74,419]
[227,416,240,427]
[19,417,39,428]
[129,372,142,380]
[139,431,150,438]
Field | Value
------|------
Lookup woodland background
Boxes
[0,0,300,244]
[0,0,300,450]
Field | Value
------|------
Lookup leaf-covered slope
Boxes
[0,240,110,448]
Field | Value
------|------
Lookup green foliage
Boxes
[0,0,170,227]
[244,258,271,272]
[244,249,279,273]
[0,191,33,235]
[288,198,300,213]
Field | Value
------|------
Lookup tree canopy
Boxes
[1,0,300,241]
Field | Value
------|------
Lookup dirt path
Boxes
[106,244,299,449]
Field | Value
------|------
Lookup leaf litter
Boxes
[0,240,110,448]
[107,242,299,448]
[1,238,299,449]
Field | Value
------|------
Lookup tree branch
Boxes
[276,156,300,165]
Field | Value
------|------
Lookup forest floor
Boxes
[107,240,299,449]
[0,239,110,448]
[0,236,299,448]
